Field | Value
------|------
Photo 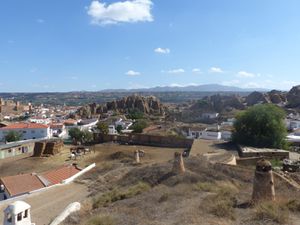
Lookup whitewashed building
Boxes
[188,126,221,140]
[0,123,51,142]
[108,125,118,135]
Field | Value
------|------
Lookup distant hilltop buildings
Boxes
[0,98,32,116]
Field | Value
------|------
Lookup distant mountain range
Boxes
[101,84,270,93]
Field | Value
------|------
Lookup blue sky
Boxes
[1,0,300,92]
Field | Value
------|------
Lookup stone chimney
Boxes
[172,152,185,174]
[134,150,140,164]
[252,159,275,202]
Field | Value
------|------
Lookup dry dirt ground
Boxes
[1,142,300,225]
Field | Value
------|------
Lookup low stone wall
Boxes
[236,157,264,167]
[94,133,193,149]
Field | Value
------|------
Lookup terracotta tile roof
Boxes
[63,119,77,125]
[50,123,64,129]
[0,174,45,197]
[42,165,81,185]
[0,123,49,130]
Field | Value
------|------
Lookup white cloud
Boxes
[154,47,170,54]
[87,0,153,25]
[209,67,223,73]
[167,68,185,74]
[237,71,256,78]
[126,70,141,76]
[192,68,201,73]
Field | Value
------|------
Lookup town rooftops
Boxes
[0,164,82,197]
[0,173,45,197]
[42,165,81,185]
[0,123,49,130]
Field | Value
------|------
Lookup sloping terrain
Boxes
[64,154,300,225]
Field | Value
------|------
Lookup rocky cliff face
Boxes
[287,85,300,108]
[190,94,245,112]
[77,95,164,118]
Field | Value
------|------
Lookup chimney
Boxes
[252,159,275,202]
[134,150,140,164]
[172,152,185,174]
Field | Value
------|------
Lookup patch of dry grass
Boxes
[201,181,239,220]
[86,215,116,225]
[253,201,289,224]
[93,182,150,209]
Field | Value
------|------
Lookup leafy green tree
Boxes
[116,125,123,133]
[82,130,93,143]
[127,109,144,120]
[68,128,83,143]
[96,122,109,135]
[232,104,288,149]
[5,131,22,142]
[131,120,148,133]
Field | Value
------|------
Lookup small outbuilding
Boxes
[3,201,34,225]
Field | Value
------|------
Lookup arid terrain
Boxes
[1,142,300,225]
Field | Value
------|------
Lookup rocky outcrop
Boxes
[77,95,164,118]
[245,91,270,106]
[190,94,245,112]
[287,85,300,108]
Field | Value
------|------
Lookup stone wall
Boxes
[94,133,193,149]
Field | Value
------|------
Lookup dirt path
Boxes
[0,182,88,225]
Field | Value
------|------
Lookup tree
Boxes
[127,109,144,120]
[232,104,288,149]
[116,125,123,133]
[5,131,22,142]
[82,130,93,144]
[131,120,148,133]
[68,128,83,143]
[96,122,109,134]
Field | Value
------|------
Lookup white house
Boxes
[108,125,118,135]
[28,116,51,125]
[0,123,51,142]
[201,112,219,120]
[286,119,300,131]
[188,126,221,140]
[221,130,232,141]
[115,118,133,130]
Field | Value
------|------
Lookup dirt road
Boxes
[0,182,88,225]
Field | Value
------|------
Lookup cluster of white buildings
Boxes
[108,118,133,135]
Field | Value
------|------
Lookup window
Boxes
[24,209,28,218]
[17,212,22,221]
[23,130,27,134]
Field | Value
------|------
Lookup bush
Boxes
[127,109,144,120]
[131,120,148,133]
[5,131,22,142]
[232,104,288,149]
[96,122,109,135]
